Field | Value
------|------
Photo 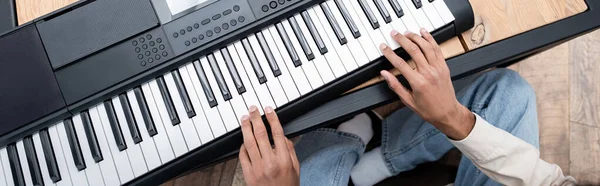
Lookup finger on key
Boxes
[380,43,418,81]
[420,28,444,63]
[249,105,273,159]
[405,31,436,64]
[241,115,261,163]
[264,106,288,156]
[391,30,428,69]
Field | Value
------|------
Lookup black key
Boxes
[193,61,218,107]
[157,76,181,125]
[256,32,282,76]
[39,129,61,182]
[275,23,302,67]
[63,118,86,171]
[389,0,404,17]
[134,87,158,137]
[241,38,268,84]
[23,137,43,186]
[374,0,392,23]
[288,16,315,61]
[358,0,380,29]
[118,95,143,144]
[334,0,361,38]
[428,0,434,2]
[411,0,422,8]
[7,144,25,186]
[220,48,246,94]
[171,70,196,118]
[103,100,127,151]
[301,11,328,54]
[320,3,347,45]
[80,111,103,162]
[206,54,233,101]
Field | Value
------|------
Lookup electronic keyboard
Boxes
[0,0,474,185]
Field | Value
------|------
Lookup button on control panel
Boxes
[164,0,256,55]
[248,0,301,19]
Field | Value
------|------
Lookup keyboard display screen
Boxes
[166,0,211,15]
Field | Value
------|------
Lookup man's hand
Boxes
[380,29,475,140]
[239,106,300,186]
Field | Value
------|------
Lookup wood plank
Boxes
[569,122,600,184]
[517,42,571,174]
[569,30,600,184]
[462,0,587,50]
[15,0,77,25]
[219,158,240,186]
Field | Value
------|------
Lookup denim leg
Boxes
[295,128,366,186]
[381,69,539,186]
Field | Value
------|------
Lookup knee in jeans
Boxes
[486,68,536,103]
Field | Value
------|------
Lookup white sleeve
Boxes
[448,113,576,186]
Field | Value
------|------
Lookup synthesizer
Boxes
[0,0,474,185]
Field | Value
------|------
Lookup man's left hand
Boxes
[239,106,300,186]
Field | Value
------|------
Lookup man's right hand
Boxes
[379,29,475,140]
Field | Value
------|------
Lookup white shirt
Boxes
[448,113,576,186]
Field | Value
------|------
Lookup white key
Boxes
[163,73,202,149]
[184,62,228,137]
[126,90,163,170]
[0,147,15,186]
[178,65,216,144]
[344,0,382,60]
[32,133,55,186]
[381,0,409,39]
[214,50,251,120]
[88,106,121,186]
[306,7,348,78]
[199,55,240,131]
[261,28,302,100]
[433,0,455,24]
[367,0,401,49]
[140,83,177,162]
[233,42,276,112]
[396,0,421,33]
[112,97,149,177]
[282,19,324,88]
[147,80,189,156]
[0,149,6,186]
[71,114,105,186]
[248,35,289,107]
[226,45,267,109]
[326,0,370,66]
[16,140,34,186]
[55,122,89,186]
[403,0,434,31]
[48,125,74,186]
[422,0,445,29]
[294,13,336,83]
[313,5,360,71]
[96,104,135,183]
[267,26,313,95]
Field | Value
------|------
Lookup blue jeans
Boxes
[294,69,540,186]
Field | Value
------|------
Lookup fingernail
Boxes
[249,105,257,112]
[379,43,388,51]
[420,28,427,34]
[241,115,249,121]
[404,31,411,35]
[265,106,273,113]
[391,30,399,36]
[380,71,389,81]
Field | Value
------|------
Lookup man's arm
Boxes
[449,114,575,186]
[379,29,573,186]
